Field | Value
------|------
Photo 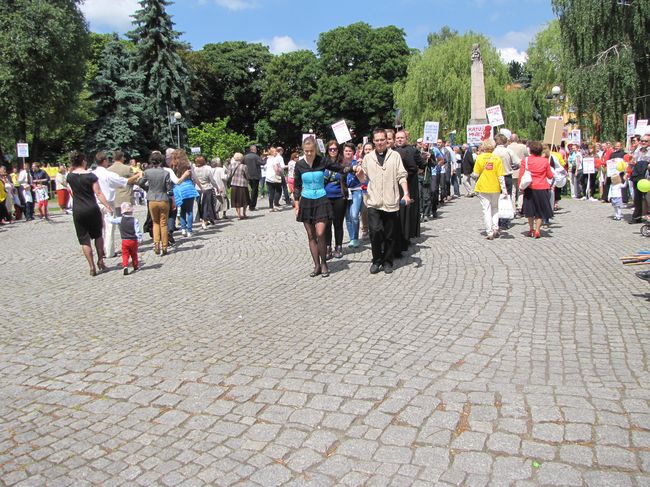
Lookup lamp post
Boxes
[173,111,182,148]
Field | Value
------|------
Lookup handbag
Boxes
[519,157,532,190]
[498,195,514,220]
[227,164,238,188]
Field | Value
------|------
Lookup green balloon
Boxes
[638,179,650,193]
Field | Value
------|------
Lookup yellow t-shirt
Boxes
[0,182,5,202]
[473,153,505,193]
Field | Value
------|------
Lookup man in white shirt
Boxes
[494,134,520,209]
[93,152,139,258]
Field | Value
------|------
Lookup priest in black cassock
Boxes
[394,130,425,254]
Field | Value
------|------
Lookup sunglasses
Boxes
[328,147,338,152]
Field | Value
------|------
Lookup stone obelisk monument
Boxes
[469,44,488,125]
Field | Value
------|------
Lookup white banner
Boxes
[423,121,440,144]
[636,119,648,136]
[627,114,636,138]
[570,129,581,145]
[582,157,595,175]
[16,143,29,158]
[486,105,505,127]
[316,138,326,154]
[466,124,492,145]
[190,147,201,154]
[331,120,352,144]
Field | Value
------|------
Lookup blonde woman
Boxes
[472,139,508,240]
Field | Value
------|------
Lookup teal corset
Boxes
[301,170,326,199]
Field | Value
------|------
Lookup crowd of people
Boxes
[1,130,648,277]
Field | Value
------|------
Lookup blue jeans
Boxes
[179,198,194,232]
[346,190,363,241]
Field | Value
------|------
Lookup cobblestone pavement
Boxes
[1,195,649,486]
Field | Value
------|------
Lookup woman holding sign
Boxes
[293,137,352,278]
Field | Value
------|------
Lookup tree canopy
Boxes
[0,0,89,160]
[394,30,539,142]
[552,0,649,139]
[85,34,146,156]
[184,41,272,135]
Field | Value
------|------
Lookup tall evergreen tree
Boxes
[86,34,146,156]
[128,0,189,149]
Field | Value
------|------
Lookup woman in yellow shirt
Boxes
[473,139,509,240]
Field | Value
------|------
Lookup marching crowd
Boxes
[1,130,648,277]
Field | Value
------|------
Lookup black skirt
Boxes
[73,206,102,244]
[200,189,218,222]
[522,188,553,220]
[297,196,332,224]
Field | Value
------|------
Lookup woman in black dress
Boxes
[66,151,113,276]
[293,137,353,278]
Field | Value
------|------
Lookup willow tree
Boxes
[552,0,649,139]
[394,31,538,142]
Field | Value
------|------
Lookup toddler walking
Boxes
[609,172,627,221]
[110,202,142,275]
[33,183,49,220]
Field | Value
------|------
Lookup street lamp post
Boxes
[174,112,182,148]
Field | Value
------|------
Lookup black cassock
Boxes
[394,145,425,253]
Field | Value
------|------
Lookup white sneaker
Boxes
[580,197,587,200]
[201,222,207,230]
[187,231,193,238]
[181,229,187,237]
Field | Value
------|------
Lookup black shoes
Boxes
[123,268,129,276]
[384,263,393,274]
[370,263,383,274]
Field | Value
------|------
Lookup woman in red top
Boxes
[520,140,553,238]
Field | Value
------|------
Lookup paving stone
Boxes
[3,197,647,486]
[536,462,582,486]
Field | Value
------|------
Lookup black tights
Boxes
[303,221,328,271]
[326,198,346,248]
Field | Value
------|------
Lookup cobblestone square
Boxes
[1,196,649,485]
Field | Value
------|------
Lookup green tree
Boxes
[260,50,319,147]
[128,0,190,149]
[427,26,458,47]
[184,42,272,136]
[0,0,89,160]
[187,118,251,161]
[86,34,146,156]
[394,32,539,142]
[552,0,649,139]
[525,20,564,132]
[312,22,410,139]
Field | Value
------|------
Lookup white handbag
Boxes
[498,195,514,220]
[519,157,532,190]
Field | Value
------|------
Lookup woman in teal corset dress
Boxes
[293,137,352,278]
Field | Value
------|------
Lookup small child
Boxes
[110,202,142,275]
[609,172,627,221]
[33,183,49,220]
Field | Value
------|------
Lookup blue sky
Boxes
[80,0,555,63]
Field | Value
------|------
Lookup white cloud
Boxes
[498,47,528,64]
[492,25,543,52]
[268,36,302,55]
[213,0,257,10]
[80,0,139,32]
